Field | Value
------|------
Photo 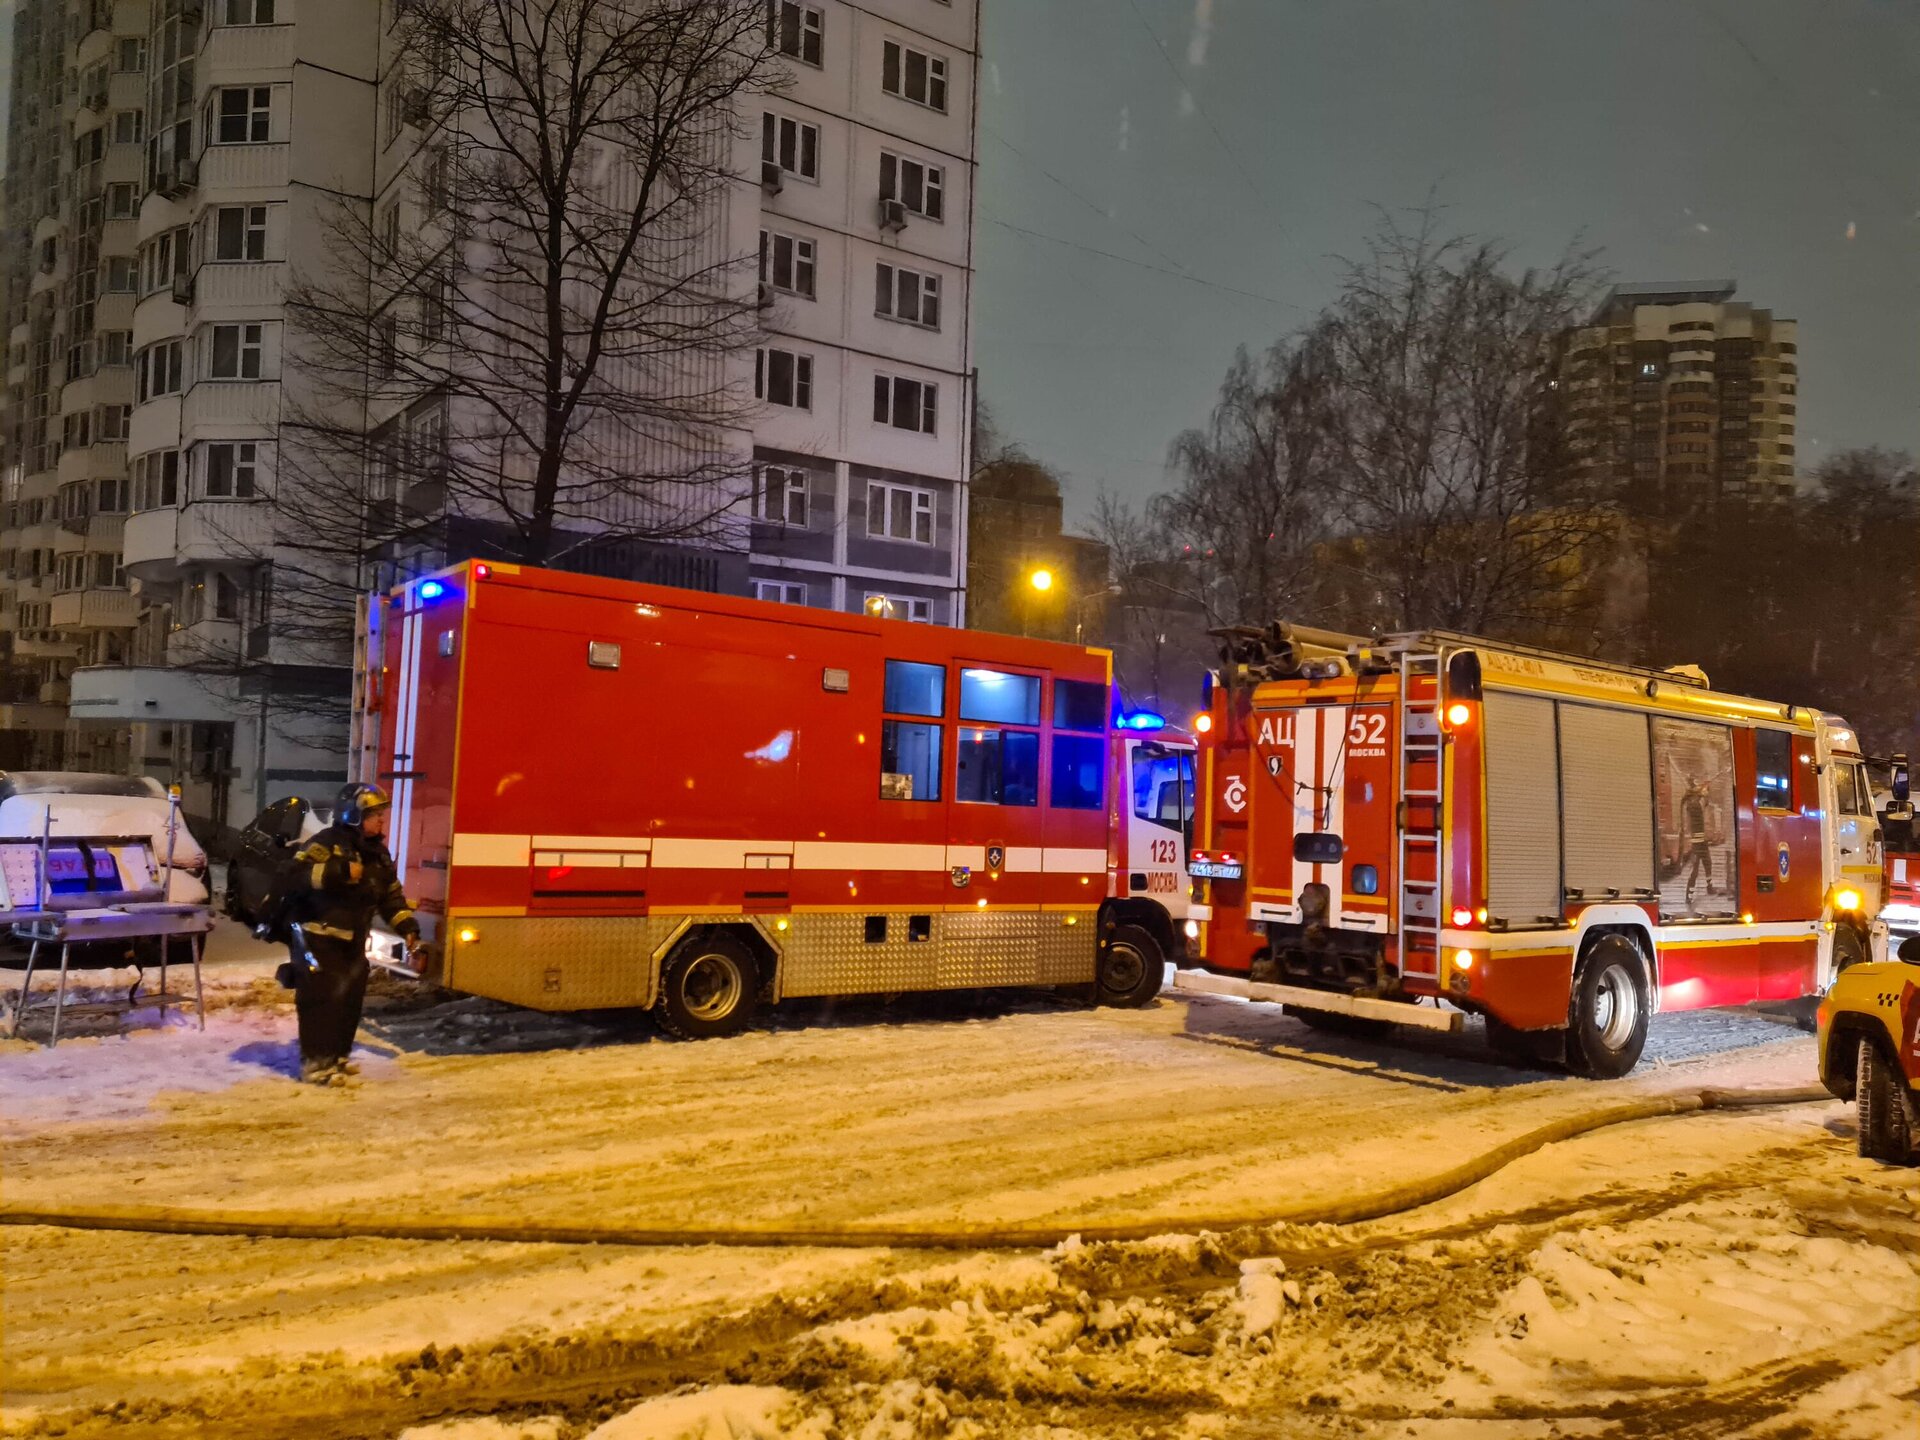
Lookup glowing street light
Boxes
[1028,567,1054,593]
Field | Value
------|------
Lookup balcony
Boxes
[11,634,82,661]
[123,506,181,578]
[202,20,296,71]
[197,143,291,194]
[177,499,273,565]
[191,261,286,313]
[183,380,280,431]
[49,587,136,630]
[167,617,243,668]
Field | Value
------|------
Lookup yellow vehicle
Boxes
[1818,935,1920,1164]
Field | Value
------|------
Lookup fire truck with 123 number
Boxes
[356,561,1201,1034]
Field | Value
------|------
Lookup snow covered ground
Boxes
[3,928,1916,1438]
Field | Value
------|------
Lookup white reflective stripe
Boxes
[1043,847,1108,873]
[451,833,531,867]
[1435,918,1820,952]
[532,834,651,851]
[1251,901,1303,923]
[532,851,623,869]
[794,840,948,871]
[1004,846,1043,873]
[946,845,986,871]
[1323,705,1348,925]
[392,611,424,877]
[650,838,763,868]
[1290,706,1318,902]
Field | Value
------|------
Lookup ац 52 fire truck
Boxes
[354,561,1200,1036]
[1180,623,1888,1077]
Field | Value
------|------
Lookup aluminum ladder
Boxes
[1395,650,1444,982]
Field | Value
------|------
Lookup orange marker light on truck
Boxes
[1194,713,1213,734]
[1446,702,1472,726]
[1453,949,1474,970]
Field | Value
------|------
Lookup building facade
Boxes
[1,0,978,833]
[1561,282,1801,508]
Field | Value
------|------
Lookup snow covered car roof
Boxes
[0,771,169,803]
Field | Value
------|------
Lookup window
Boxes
[873,374,937,433]
[882,40,948,111]
[222,0,277,21]
[213,86,273,144]
[213,205,268,261]
[759,229,816,298]
[754,347,813,409]
[1837,762,1871,818]
[1754,729,1793,811]
[875,262,940,328]
[140,227,189,294]
[422,147,450,213]
[375,314,398,379]
[866,479,934,544]
[136,340,183,401]
[754,579,808,605]
[95,552,126,588]
[960,668,1041,726]
[106,182,139,218]
[208,323,265,379]
[132,450,180,511]
[421,268,451,343]
[762,113,819,180]
[1132,742,1195,842]
[380,201,402,257]
[958,727,1039,807]
[203,441,259,498]
[1051,734,1105,810]
[866,592,931,623]
[115,37,146,72]
[755,465,808,526]
[96,405,129,442]
[769,1,823,65]
[103,256,137,293]
[879,151,944,221]
[112,110,144,146]
[1054,679,1108,733]
[880,660,944,802]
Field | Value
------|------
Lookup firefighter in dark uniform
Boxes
[280,782,422,1084]
[1680,776,1716,904]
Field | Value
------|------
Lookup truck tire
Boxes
[1856,1038,1917,1165]
[655,932,759,1040]
[1564,935,1650,1079]
[1097,924,1165,1008]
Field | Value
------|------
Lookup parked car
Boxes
[1818,934,1920,1165]
[0,772,209,907]
[224,795,328,925]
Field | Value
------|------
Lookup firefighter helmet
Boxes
[335,781,392,827]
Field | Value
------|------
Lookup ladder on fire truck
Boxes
[1395,649,1444,983]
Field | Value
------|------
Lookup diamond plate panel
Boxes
[780,914,941,997]
[443,915,675,1011]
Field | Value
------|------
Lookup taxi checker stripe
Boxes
[450,835,1108,873]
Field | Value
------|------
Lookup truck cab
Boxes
[1111,716,1203,961]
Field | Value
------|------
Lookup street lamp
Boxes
[864,595,894,619]
[1027,568,1054,593]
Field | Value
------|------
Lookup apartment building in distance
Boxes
[1560,281,1801,507]
[1,0,979,834]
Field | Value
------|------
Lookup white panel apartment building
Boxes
[1,0,979,833]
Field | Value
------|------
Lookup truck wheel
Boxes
[1565,935,1650,1079]
[655,932,759,1040]
[1097,924,1165,1007]
[1856,1038,1918,1165]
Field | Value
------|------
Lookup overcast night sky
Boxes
[975,0,1920,524]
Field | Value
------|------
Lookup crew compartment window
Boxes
[1836,762,1871,817]
[1132,742,1195,848]
[957,668,1039,806]
[1753,729,1792,811]
[879,659,943,802]
[1049,678,1107,810]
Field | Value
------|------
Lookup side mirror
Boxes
[1892,753,1910,805]
[1900,936,1920,965]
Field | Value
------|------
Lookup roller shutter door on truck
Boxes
[1482,691,1563,927]
[1557,703,1655,898]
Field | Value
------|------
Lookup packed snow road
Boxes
[2,950,1915,1439]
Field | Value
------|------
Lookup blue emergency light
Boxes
[1117,711,1166,731]
[418,579,447,601]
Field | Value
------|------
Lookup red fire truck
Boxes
[357,561,1201,1035]
[1180,623,1888,1077]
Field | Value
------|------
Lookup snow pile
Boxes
[1232,1256,1297,1338]
[587,1386,807,1440]
[398,1418,564,1439]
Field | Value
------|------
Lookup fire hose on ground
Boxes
[0,1085,1835,1251]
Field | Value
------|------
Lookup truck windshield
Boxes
[1132,744,1195,848]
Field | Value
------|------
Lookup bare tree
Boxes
[1312,208,1612,642]
[188,0,783,736]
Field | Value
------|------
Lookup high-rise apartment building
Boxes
[1,0,978,833]
[1560,282,1801,507]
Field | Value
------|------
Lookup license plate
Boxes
[1190,861,1243,880]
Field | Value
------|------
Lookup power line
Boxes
[1124,0,1283,229]
[982,123,1194,277]
[985,214,1298,310]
